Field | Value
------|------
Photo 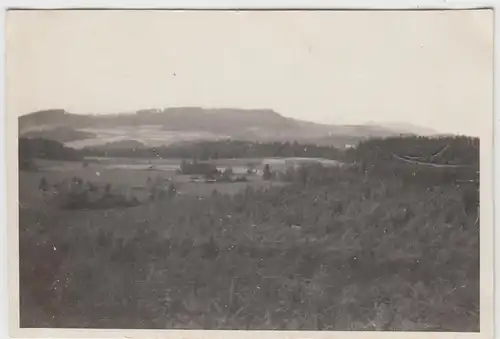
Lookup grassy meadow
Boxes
[18,137,480,331]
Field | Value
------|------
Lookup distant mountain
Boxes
[18,108,438,149]
[19,109,91,133]
[90,139,147,150]
[364,121,439,136]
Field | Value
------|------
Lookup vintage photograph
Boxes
[6,8,492,333]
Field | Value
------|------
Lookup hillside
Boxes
[365,122,440,137]
[21,126,96,143]
[88,139,148,150]
[19,108,439,148]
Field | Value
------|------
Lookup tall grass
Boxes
[19,165,479,330]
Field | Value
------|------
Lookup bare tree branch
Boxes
[430,144,450,160]
[394,145,450,162]
[392,153,474,168]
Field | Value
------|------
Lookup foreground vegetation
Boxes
[18,135,480,331]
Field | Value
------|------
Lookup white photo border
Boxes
[0,1,496,339]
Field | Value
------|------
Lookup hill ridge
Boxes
[19,107,440,148]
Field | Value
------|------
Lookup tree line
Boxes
[81,139,344,160]
[19,135,479,179]
[346,135,479,167]
[19,137,83,170]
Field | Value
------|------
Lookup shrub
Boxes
[262,164,272,180]
[19,159,38,172]
[39,177,49,192]
[55,181,141,210]
[180,159,219,176]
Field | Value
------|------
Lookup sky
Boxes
[6,9,493,136]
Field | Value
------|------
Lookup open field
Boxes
[22,158,286,201]
[83,157,264,174]
[83,156,343,170]
[65,126,229,149]
[19,154,480,331]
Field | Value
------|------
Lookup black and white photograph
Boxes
[5,8,494,336]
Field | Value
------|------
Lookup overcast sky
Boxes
[6,9,493,136]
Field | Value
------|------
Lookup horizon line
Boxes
[19,106,442,131]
